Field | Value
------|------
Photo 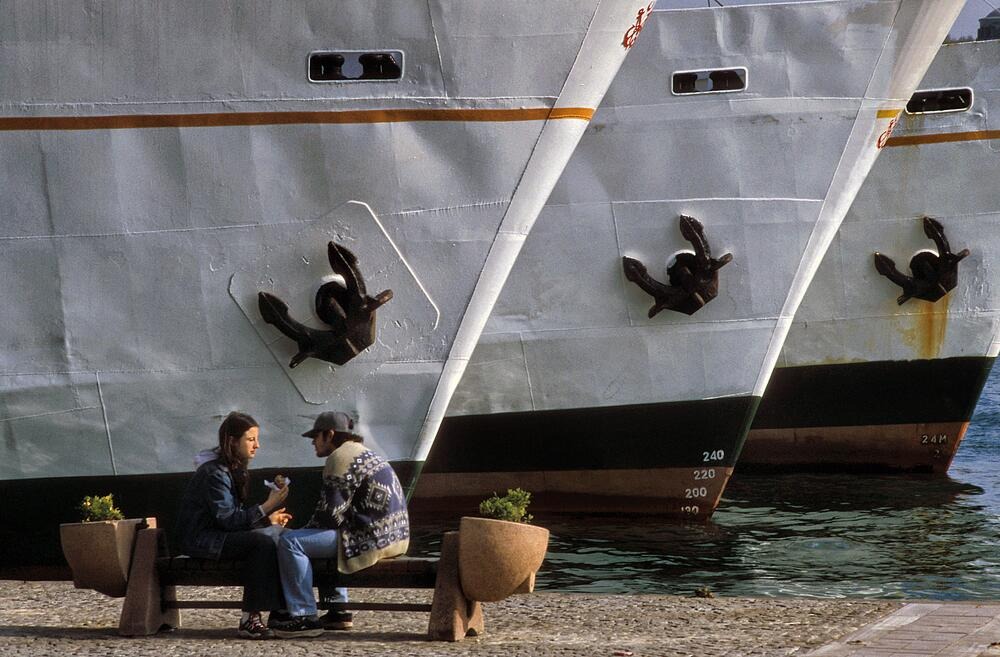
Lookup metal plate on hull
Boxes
[229,201,437,404]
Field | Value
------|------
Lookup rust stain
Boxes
[921,294,949,359]
[898,296,949,359]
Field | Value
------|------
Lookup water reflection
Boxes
[411,471,999,599]
[411,370,1000,599]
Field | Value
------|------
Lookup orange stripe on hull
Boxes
[885,130,1000,147]
[0,107,595,132]
[741,422,970,474]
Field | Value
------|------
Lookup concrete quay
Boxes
[0,580,905,657]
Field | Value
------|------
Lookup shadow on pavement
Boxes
[0,625,430,643]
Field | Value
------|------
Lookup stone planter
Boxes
[458,516,549,602]
[59,517,151,597]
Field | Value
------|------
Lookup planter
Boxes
[458,516,549,602]
[59,517,152,597]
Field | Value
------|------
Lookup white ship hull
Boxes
[743,37,1000,473]
[415,0,963,517]
[0,0,650,573]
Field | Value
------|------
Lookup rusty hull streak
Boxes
[919,294,949,359]
[896,295,950,360]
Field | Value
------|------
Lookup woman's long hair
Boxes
[217,411,258,503]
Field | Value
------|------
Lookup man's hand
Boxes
[269,508,292,527]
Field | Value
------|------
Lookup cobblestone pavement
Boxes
[0,581,898,657]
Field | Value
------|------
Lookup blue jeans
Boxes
[277,528,348,616]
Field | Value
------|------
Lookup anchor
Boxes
[258,241,393,368]
[622,215,733,317]
[873,216,969,305]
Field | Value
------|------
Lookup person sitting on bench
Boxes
[269,411,410,638]
[175,411,292,639]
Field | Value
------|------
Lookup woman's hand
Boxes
[269,508,293,527]
[261,485,288,514]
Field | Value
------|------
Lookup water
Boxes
[411,365,1000,599]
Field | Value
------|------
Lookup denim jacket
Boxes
[175,458,267,559]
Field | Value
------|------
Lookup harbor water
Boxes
[411,366,1000,599]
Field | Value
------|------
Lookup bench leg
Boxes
[428,531,484,641]
[118,528,181,636]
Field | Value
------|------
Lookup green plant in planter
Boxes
[479,488,533,524]
[78,494,125,522]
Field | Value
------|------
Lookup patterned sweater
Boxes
[305,440,410,573]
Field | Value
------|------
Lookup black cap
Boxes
[302,411,354,438]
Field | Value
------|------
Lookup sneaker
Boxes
[267,610,292,626]
[270,614,325,639]
[238,613,275,639]
[320,610,354,630]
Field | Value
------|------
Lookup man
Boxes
[270,411,410,638]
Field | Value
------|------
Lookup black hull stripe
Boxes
[425,396,759,473]
[751,357,996,430]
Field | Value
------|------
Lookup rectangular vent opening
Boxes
[905,87,973,115]
[672,67,747,95]
[309,51,403,83]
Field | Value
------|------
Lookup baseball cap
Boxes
[302,411,354,438]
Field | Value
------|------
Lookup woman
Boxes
[176,411,291,639]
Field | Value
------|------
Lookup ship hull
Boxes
[414,0,963,518]
[0,0,650,479]
[0,0,650,571]
[741,39,1000,473]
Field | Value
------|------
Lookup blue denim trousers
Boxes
[277,528,348,616]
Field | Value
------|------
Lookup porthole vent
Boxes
[672,67,747,95]
[905,87,973,115]
[309,51,403,83]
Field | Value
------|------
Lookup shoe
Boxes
[320,610,354,630]
[238,613,275,639]
[267,610,292,626]
[270,614,325,639]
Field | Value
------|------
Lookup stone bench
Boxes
[118,527,482,641]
